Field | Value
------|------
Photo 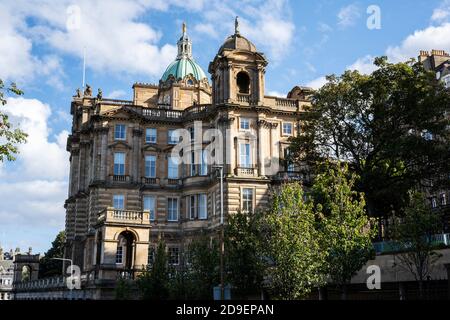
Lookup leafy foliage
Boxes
[290,57,450,218]
[259,182,327,299]
[225,211,265,298]
[39,231,66,278]
[0,79,28,161]
[392,191,443,298]
[312,162,377,288]
[136,240,170,300]
[187,233,220,299]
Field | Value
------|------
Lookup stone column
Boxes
[99,128,109,181]
[257,119,266,176]
[132,128,143,183]
[91,131,98,181]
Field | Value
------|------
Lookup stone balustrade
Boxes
[97,208,150,225]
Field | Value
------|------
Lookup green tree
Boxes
[289,57,450,223]
[39,231,66,278]
[225,211,265,299]
[115,278,134,300]
[260,182,327,300]
[0,79,28,161]
[392,191,443,299]
[187,233,220,300]
[136,240,170,300]
[312,162,377,299]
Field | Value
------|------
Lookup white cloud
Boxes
[194,0,295,61]
[337,4,361,28]
[386,23,450,63]
[194,23,220,39]
[346,55,378,74]
[267,90,286,97]
[306,76,327,90]
[0,97,69,250]
[2,97,69,181]
[108,90,127,100]
[431,0,450,22]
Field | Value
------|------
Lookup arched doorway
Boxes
[116,231,136,270]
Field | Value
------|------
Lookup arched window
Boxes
[237,71,250,94]
[21,265,31,282]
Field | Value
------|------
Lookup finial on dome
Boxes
[182,22,187,36]
[235,16,240,35]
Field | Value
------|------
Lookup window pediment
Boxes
[108,141,132,150]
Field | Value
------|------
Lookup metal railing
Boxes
[373,233,450,254]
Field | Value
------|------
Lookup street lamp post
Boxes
[213,165,225,300]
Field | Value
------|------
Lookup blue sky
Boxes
[1,0,450,254]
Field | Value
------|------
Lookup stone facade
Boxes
[62,21,311,298]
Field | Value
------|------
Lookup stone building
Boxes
[0,248,14,300]
[62,19,310,298]
[418,50,450,226]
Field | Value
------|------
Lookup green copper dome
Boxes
[161,57,207,82]
[160,23,208,83]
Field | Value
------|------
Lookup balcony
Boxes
[235,166,258,177]
[273,171,303,182]
[167,178,181,186]
[237,94,251,104]
[142,177,159,186]
[97,208,150,226]
[110,175,130,183]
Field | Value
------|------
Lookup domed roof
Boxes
[160,23,208,83]
[219,34,257,53]
[219,17,257,53]
[161,58,207,82]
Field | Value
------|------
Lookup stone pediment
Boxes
[108,141,132,149]
[102,106,144,121]
[142,144,162,152]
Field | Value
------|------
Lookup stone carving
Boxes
[97,88,103,100]
[84,84,92,97]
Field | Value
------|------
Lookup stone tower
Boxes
[209,17,268,106]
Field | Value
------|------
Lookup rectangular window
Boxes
[114,152,125,175]
[189,127,195,141]
[147,246,155,266]
[168,129,179,145]
[198,194,208,220]
[167,198,179,221]
[190,151,197,176]
[168,156,179,179]
[283,122,293,136]
[189,195,196,220]
[440,193,447,206]
[239,143,251,168]
[113,195,125,209]
[146,128,157,143]
[143,196,156,221]
[242,188,254,213]
[115,124,126,140]
[145,155,156,178]
[240,118,250,130]
[168,247,179,265]
[116,246,123,264]
[431,197,438,208]
[200,150,208,176]
[212,192,216,216]
[284,148,294,172]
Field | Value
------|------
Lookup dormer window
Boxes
[237,71,250,94]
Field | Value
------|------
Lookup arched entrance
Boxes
[116,231,136,270]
